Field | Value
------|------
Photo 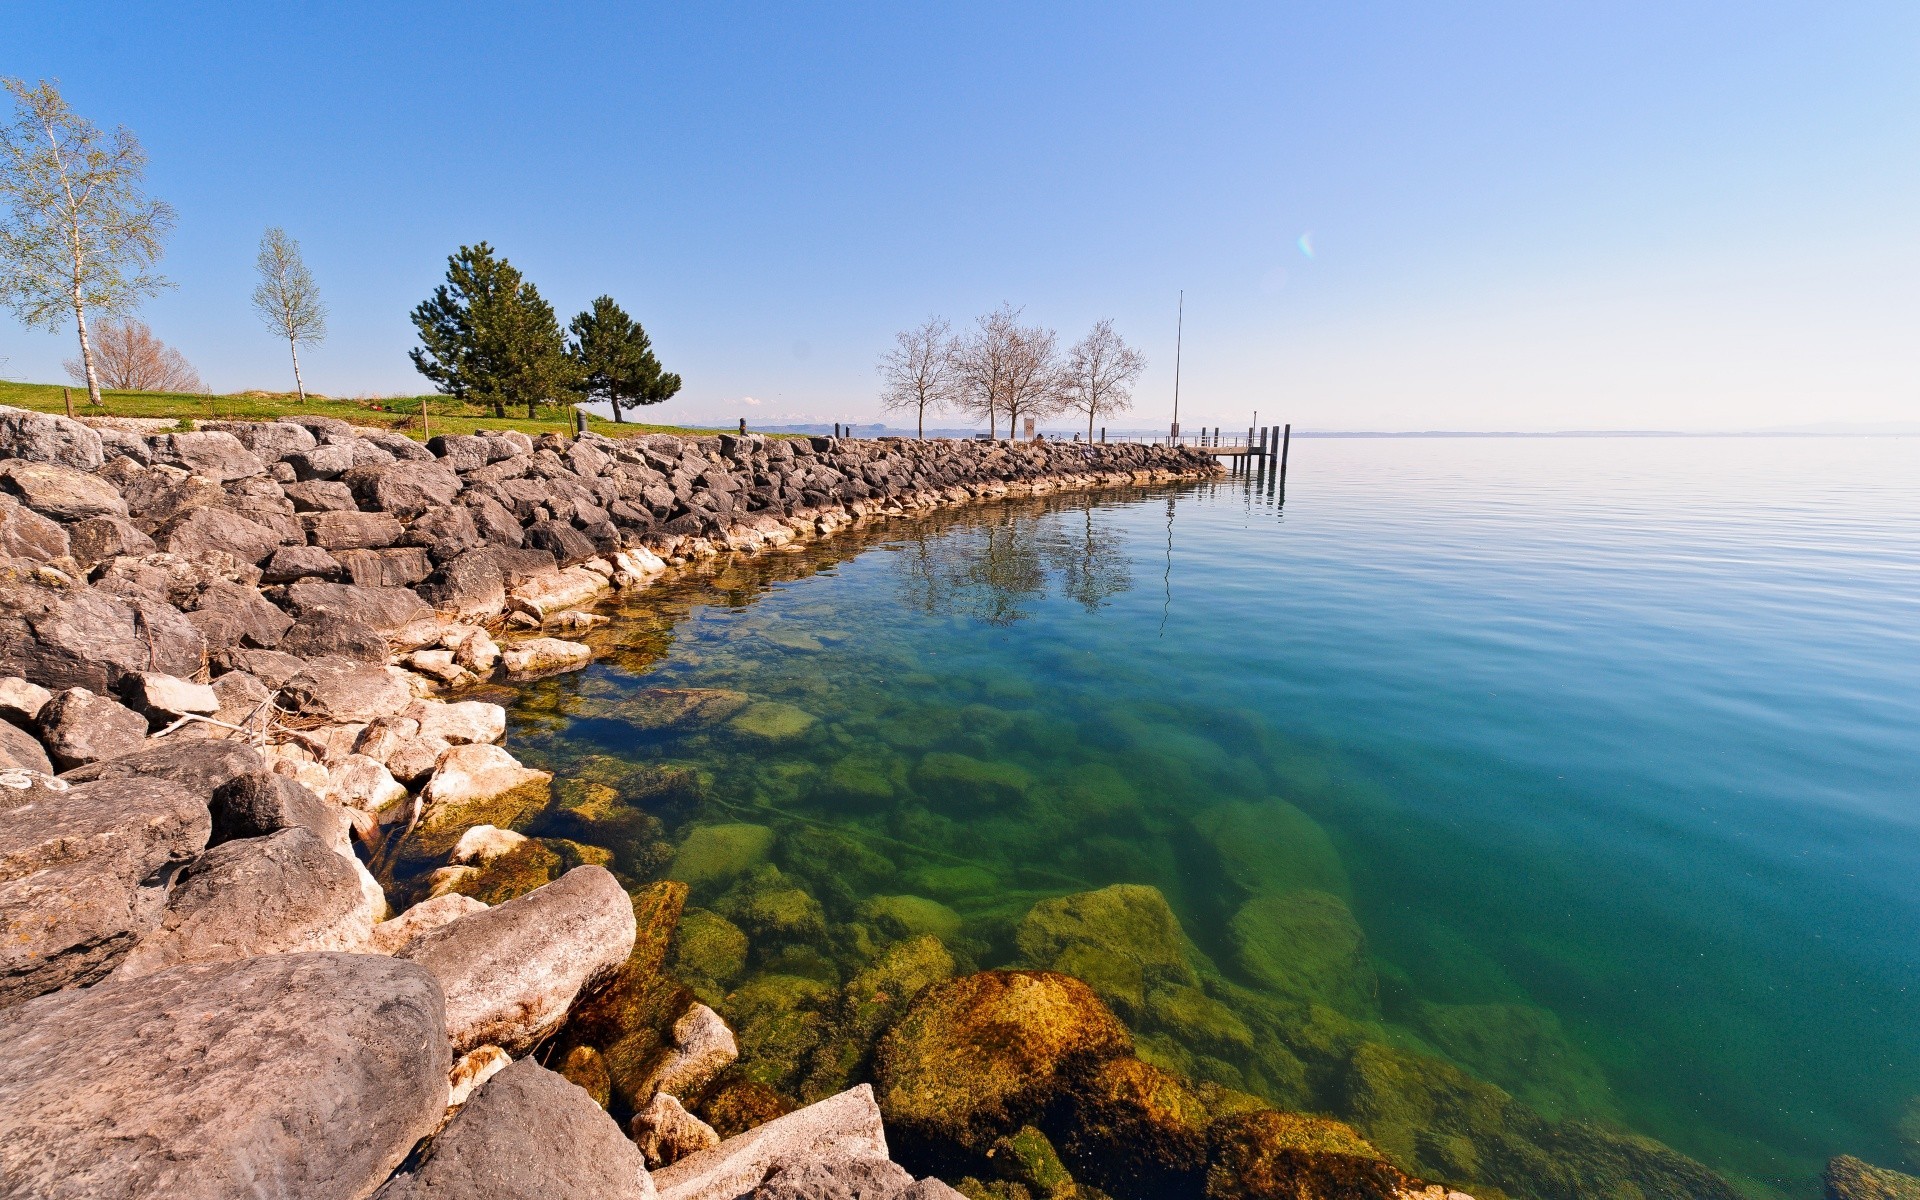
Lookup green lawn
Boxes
[0,379,737,441]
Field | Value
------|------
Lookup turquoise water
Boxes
[505,436,1920,1199]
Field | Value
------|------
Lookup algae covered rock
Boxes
[804,935,958,1101]
[862,893,965,943]
[1227,890,1377,1016]
[914,752,1032,810]
[672,907,750,996]
[875,969,1133,1163]
[1015,884,1201,1019]
[729,701,817,742]
[1193,798,1350,900]
[815,751,899,810]
[1826,1154,1920,1200]
[1204,1109,1404,1200]
[551,880,694,1112]
[1411,1000,1613,1121]
[668,822,776,892]
[715,866,828,948]
[1055,1055,1212,1199]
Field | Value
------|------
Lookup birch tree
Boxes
[251,227,326,402]
[1060,319,1146,442]
[0,78,174,407]
[877,315,957,438]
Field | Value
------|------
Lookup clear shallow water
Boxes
[505,436,1920,1199]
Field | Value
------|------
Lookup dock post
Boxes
[1280,423,1291,489]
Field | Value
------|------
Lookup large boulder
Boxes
[285,576,433,632]
[112,827,375,978]
[146,431,266,481]
[184,578,295,650]
[0,713,51,772]
[400,864,637,1056]
[68,514,156,569]
[281,655,415,723]
[652,1085,897,1200]
[1826,1155,1920,1200]
[61,739,264,795]
[280,612,391,663]
[0,459,129,520]
[0,952,449,1199]
[302,509,405,549]
[211,769,351,851]
[0,581,205,692]
[0,495,71,561]
[873,970,1132,1162]
[0,774,208,1007]
[153,507,284,565]
[1203,1110,1409,1200]
[376,1057,655,1199]
[36,686,151,769]
[347,460,463,519]
[0,404,104,469]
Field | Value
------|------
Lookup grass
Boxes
[0,379,741,441]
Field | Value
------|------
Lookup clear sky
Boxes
[5,3,1916,431]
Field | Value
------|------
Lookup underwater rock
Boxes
[1055,1055,1211,1199]
[446,838,565,904]
[722,973,836,1096]
[561,1043,616,1108]
[912,752,1032,811]
[669,823,777,892]
[453,823,531,864]
[716,868,829,949]
[1014,884,1202,1021]
[861,894,965,943]
[804,935,959,1103]
[651,1084,890,1200]
[672,907,751,995]
[447,1044,513,1107]
[1192,799,1350,900]
[983,1126,1073,1198]
[698,1079,796,1139]
[815,751,899,810]
[1826,1155,1920,1200]
[1203,1110,1405,1200]
[1410,1000,1613,1122]
[874,970,1132,1164]
[729,701,819,743]
[634,1090,724,1168]
[623,687,752,731]
[1145,985,1257,1059]
[1226,891,1377,1017]
[553,881,698,1113]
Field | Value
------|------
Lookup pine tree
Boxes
[567,295,681,423]
[409,243,577,419]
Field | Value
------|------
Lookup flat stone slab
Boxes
[0,952,449,1200]
[652,1085,891,1200]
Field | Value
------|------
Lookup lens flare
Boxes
[1297,232,1315,258]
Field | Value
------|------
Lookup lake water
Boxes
[501,436,1920,1200]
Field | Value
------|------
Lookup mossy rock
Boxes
[814,751,898,810]
[1052,763,1143,826]
[622,686,751,730]
[1193,799,1350,901]
[400,776,553,865]
[715,869,827,947]
[667,822,775,891]
[1227,891,1377,1016]
[1204,1110,1404,1200]
[874,970,1133,1166]
[729,701,818,742]
[804,935,958,1102]
[550,881,693,1112]
[861,894,965,943]
[914,752,1033,811]
[778,825,898,896]
[1054,1055,1211,1200]
[696,1077,795,1138]
[1015,885,1201,1019]
[1412,1001,1613,1122]
[906,862,1003,902]
[986,1126,1073,1197]
[450,839,564,905]
[548,777,668,857]
[671,907,749,992]
[1146,985,1256,1059]
[721,973,836,1095]
[557,1044,613,1108]
[1826,1155,1920,1200]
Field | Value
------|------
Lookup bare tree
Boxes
[0,78,175,407]
[251,227,326,402]
[1060,319,1147,443]
[1000,317,1063,440]
[62,316,201,392]
[953,304,1062,439]
[877,315,957,439]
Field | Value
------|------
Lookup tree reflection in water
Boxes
[894,494,1132,625]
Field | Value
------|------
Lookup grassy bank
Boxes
[0,379,730,441]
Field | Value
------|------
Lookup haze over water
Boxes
[508,435,1920,1199]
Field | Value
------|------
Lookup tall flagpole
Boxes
[1170,290,1184,441]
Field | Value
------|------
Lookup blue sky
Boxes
[5,2,1916,431]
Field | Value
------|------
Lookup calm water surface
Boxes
[506,437,1920,1199]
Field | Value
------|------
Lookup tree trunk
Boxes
[612,396,624,424]
[72,300,103,407]
[290,338,307,403]
[493,399,506,419]
[1088,406,1096,444]
[917,404,924,440]
[527,397,537,420]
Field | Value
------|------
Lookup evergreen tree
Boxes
[568,295,680,422]
[409,243,577,418]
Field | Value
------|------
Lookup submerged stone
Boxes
[1193,799,1350,900]
[1826,1155,1920,1200]
[729,701,818,742]
[668,822,775,892]
[1226,890,1377,1017]
[861,894,965,943]
[1203,1110,1403,1200]
[672,907,750,995]
[1014,884,1202,1020]
[914,752,1032,811]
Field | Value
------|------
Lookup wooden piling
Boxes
[1280,423,1291,485]
[62,387,73,419]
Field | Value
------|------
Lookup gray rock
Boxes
[68,514,155,569]
[0,773,208,1007]
[368,892,489,955]
[375,1058,654,1200]
[361,430,436,462]
[202,419,317,459]
[0,495,71,562]
[0,674,51,724]
[261,542,344,583]
[286,576,433,632]
[153,506,285,565]
[0,714,52,773]
[0,581,205,692]
[429,433,494,471]
[280,613,391,663]
[285,441,358,480]
[334,546,435,588]
[38,687,152,768]
[400,864,637,1056]
[61,739,265,796]
[346,460,463,519]
[183,578,294,650]
[303,508,404,549]
[0,952,450,1199]
[145,431,266,481]
[528,518,600,566]
[211,770,349,849]
[652,1086,892,1200]
[213,646,306,689]
[282,655,414,723]
[0,404,105,469]
[120,671,220,718]
[280,414,358,440]
[283,478,359,512]
[0,459,130,520]
[750,1156,916,1200]
[112,827,374,977]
